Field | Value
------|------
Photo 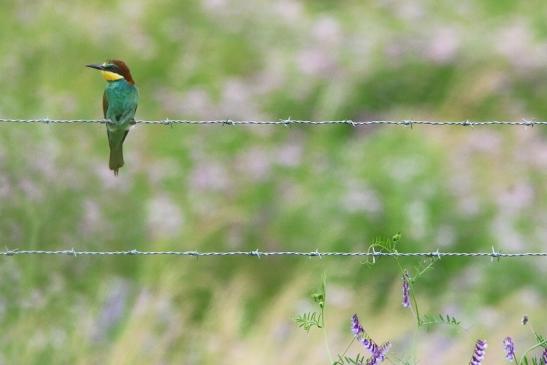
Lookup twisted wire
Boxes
[1,249,545,258]
[0,118,544,126]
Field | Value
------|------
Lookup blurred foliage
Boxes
[0,0,546,363]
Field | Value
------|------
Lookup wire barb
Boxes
[346,120,356,127]
[523,119,535,127]
[314,249,322,259]
[281,117,292,127]
[4,247,17,256]
[490,246,501,262]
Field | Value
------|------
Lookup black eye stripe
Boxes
[105,64,121,73]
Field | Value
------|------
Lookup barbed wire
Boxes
[0,118,545,127]
[1,248,545,260]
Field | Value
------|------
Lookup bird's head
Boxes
[86,59,135,84]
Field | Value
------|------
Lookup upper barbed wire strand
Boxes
[0,119,545,126]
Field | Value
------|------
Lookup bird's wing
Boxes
[121,130,129,144]
[129,104,138,124]
[102,91,108,118]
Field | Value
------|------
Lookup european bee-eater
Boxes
[86,59,138,175]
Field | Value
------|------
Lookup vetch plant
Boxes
[296,273,326,332]
[296,276,393,365]
[294,235,543,364]
[369,234,461,330]
[295,273,333,361]
[333,314,391,365]
[502,316,547,364]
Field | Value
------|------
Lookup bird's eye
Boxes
[108,64,121,73]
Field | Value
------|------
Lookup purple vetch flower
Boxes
[502,337,515,361]
[469,339,487,365]
[402,271,411,308]
[542,347,547,364]
[352,314,391,364]
[360,337,379,354]
[375,342,392,362]
[366,342,392,365]
[352,314,364,337]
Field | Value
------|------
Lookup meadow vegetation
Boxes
[0,0,546,363]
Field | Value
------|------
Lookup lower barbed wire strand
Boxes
[1,249,545,258]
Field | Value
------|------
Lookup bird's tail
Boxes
[109,144,124,176]
[107,130,128,176]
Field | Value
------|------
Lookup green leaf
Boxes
[333,353,366,365]
[295,311,323,332]
[419,313,461,329]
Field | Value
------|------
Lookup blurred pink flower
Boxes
[496,22,546,71]
[147,195,184,240]
[296,48,336,76]
[273,0,303,21]
[18,179,44,202]
[235,148,272,181]
[189,162,230,192]
[275,143,302,167]
[342,186,383,215]
[80,199,107,235]
[426,27,460,63]
[202,0,227,12]
[311,16,341,44]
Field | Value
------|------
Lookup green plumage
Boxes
[103,79,138,175]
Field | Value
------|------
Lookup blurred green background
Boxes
[0,0,546,364]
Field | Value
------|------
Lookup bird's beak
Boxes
[86,64,104,70]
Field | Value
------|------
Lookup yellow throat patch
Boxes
[100,70,124,81]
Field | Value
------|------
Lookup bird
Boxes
[86,60,139,175]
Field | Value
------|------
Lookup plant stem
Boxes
[317,271,332,364]
[518,341,547,364]
[410,290,421,325]
[322,311,333,363]
[340,337,356,358]
[518,324,546,364]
